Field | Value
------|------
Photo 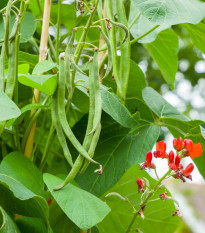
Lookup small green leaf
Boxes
[145,29,179,87]
[101,88,138,128]
[0,90,21,122]
[0,152,47,198]
[134,0,205,26]
[98,164,180,233]
[0,206,21,233]
[142,87,188,121]
[183,23,205,54]
[18,74,57,95]
[32,60,56,75]
[43,173,111,230]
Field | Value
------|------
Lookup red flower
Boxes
[136,178,144,193]
[183,163,194,180]
[141,151,155,170]
[173,137,183,151]
[184,139,203,159]
[169,154,183,171]
[154,141,168,158]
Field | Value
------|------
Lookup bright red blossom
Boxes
[183,163,194,178]
[141,151,155,170]
[169,154,183,171]
[154,141,168,158]
[136,178,144,193]
[173,137,183,151]
[183,139,203,159]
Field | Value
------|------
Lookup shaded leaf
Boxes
[32,61,56,75]
[43,173,110,230]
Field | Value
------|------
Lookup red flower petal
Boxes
[177,137,183,151]
[175,154,181,168]
[183,163,194,177]
[169,150,174,164]
[191,143,203,159]
[156,141,166,153]
[146,151,152,164]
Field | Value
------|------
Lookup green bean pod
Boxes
[0,45,5,91]
[80,123,101,175]
[54,56,99,190]
[3,0,13,57]
[88,52,102,135]
[57,54,99,165]
[99,27,113,79]
[116,0,130,100]
[109,20,129,44]
[70,57,86,75]
[51,91,73,167]
[106,0,123,99]
[64,31,75,99]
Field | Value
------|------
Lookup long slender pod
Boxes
[99,27,113,79]
[64,31,75,99]
[0,45,5,91]
[106,0,123,99]
[116,0,130,100]
[97,0,108,35]
[80,124,101,175]
[51,91,73,167]
[3,0,13,57]
[54,56,99,190]
[57,54,99,164]
[88,52,102,135]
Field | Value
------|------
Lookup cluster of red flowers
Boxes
[137,137,203,192]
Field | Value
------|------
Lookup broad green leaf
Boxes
[32,61,56,75]
[16,217,47,233]
[134,0,205,26]
[126,60,146,99]
[183,23,205,54]
[142,87,188,121]
[18,74,57,95]
[5,64,30,75]
[145,29,179,87]
[129,1,168,43]
[0,152,47,198]
[0,90,21,122]
[0,206,20,233]
[0,173,50,232]
[0,12,36,44]
[126,98,154,122]
[76,115,160,196]
[98,164,180,233]
[43,173,111,230]
[101,88,138,128]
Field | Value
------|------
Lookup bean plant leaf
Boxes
[0,12,36,44]
[142,87,189,121]
[183,23,205,54]
[134,0,205,26]
[98,164,180,233]
[43,173,111,230]
[0,206,21,233]
[16,217,47,233]
[145,29,179,87]
[76,115,160,196]
[0,152,47,198]
[32,60,56,75]
[0,173,50,232]
[0,90,21,122]
[129,1,168,43]
[18,74,57,95]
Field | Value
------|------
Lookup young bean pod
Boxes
[88,52,102,135]
[99,27,113,79]
[57,53,99,165]
[80,123,101,175]
[51,91,73,167]
[64,31,75,100]
[54,55,100,190]
[0,45,5,91]
[116,0,130,100]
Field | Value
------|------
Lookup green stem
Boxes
[56,0,62,63]
[130,25,159,45]
[125,169,172,233]
[128,12,141,29]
